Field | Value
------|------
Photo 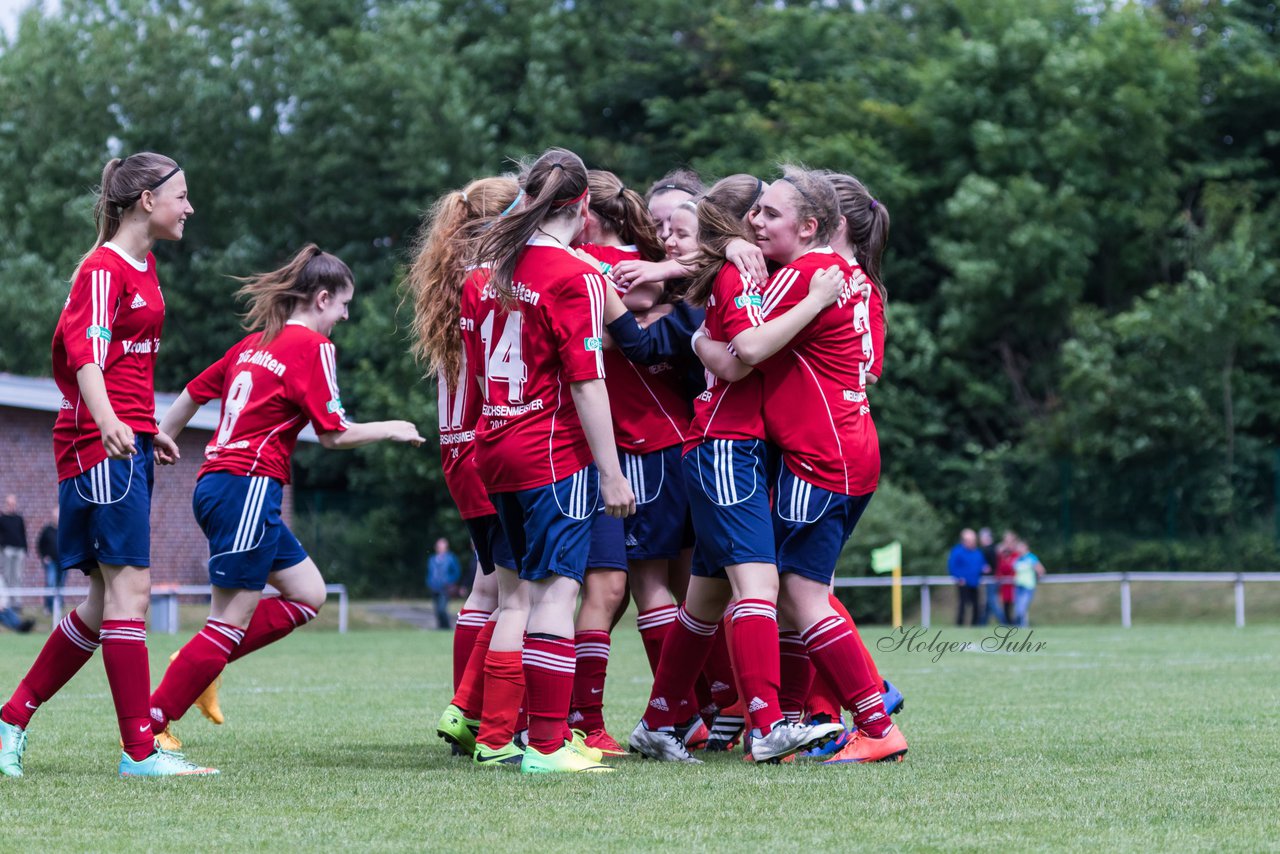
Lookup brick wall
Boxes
[0,405,293,589]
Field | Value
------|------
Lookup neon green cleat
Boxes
[435,704,479,755]
[521,741,613,774]
[569,729,605,763]
[1,720,27,777]
[118,747,219,777]
[473,741,524,767]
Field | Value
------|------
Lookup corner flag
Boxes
[870,541,901,574]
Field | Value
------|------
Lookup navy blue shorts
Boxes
[620,445,690,561]
[490,465,597,583]
[465,514,516,576]
[773,465,873,585]
[589,509,627,571]
[193,472,309,591]
[58,435,155,573]
[684,439,775,579]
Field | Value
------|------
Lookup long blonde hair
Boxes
[405,177,520,383]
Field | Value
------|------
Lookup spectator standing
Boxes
[993,530,1019,626]
[947,528,986,626]
[38,508,61,614]
[1012,539,1046,627]
[0,495,34,631]
[978,527,1000,625]
[426,538,461,631]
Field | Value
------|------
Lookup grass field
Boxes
[1,621,1277,852]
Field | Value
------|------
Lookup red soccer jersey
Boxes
[867,286,885,381]
[184,323,350,484]
[579,244,688,453]
[755,247,880,496]
[460,238,608,493]
[685,264,766,451]
[437,273,496,519]
[52,243,166,481]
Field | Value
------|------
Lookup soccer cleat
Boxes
[801,724,851,758]
[569,729,605,763]
[750,720,845,764]
[676,715,710,751]
[473,741,525,767]
[118,747,219,777]
[155,724,182,752]
[0,720,27,777]
[521,741,613,774]
[435,704,479,755]
[581,728,626,757]
[705,710,746,752]
[628,721,702,764]
[513,729,528,751]
[170,650,225,725]
[823,724,908,764]
[882,679,904,716]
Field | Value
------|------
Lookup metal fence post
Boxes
[1120,573,1131,628]
[339,587,348,634]
[1235,574,1245,628]
[919,583,931,628]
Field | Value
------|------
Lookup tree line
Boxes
[1,0,1277,598]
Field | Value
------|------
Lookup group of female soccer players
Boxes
[413,148,907,773]
[0,144,905,779]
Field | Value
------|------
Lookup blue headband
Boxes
[500,189,524,217]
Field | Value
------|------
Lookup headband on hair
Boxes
[656,182,697,196]
[500,189,524,217]
[148,166,182,191]
[780,175,818,210]
[553,187,589,209]
[751,177,765,208]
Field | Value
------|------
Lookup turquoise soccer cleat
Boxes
[118,747,219,777]
[0,719,27,777]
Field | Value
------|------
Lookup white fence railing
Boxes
[831,571,1280,628]
[3,584,349,633]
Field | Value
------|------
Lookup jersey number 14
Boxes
[479,311,527,403]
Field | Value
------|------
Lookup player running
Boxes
[0,153,216,778]
[144,245,424,753]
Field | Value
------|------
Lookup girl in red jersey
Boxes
[631,175,849,763]
[463,148,635,774]
[144,246,424,752]
[743,166,907,764]
[407,176,536,766]
[0,153,216,778]
[567,169,675,755]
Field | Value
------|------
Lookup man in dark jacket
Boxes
[38,507,60,614]
[0,495,33,632]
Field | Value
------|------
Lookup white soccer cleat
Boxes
[750,720,845,764]
[628,721,702,763]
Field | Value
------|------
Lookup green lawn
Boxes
[1,622,1277,852]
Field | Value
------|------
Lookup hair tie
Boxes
[459,190,469,203]
[869,199,879,210]
[615,185,627,200]
[499,189,524,217]
[549,163,565,171]
[148,166,181,191]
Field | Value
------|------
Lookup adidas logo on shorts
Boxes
[130,293,148,309]
[649,697,669,712]
[747,696,768,713]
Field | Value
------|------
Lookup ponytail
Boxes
[825,171,890,300]
[71,152,180,282]
[470,147,589,304]
[587,170,664,261]
[237,244,354,343]
[406,176,520,383]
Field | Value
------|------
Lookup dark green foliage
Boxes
[2,0,1277,594]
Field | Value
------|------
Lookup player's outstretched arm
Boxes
[318,420,425,450]
[729,266,856,366]
[569,378,635,519]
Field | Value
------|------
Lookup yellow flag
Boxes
[870,541,901,574]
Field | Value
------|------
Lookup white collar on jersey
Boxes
[619,244,638,253]
[103,241,149,272]
[285,319,309,327]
